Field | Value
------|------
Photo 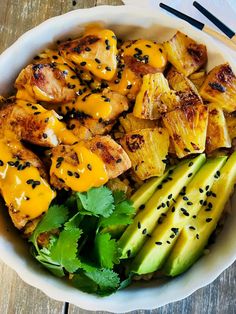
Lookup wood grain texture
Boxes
[0,0,236,313]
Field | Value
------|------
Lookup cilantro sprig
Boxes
[29,186,135,296]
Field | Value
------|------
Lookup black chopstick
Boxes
[159,3,204,31]
[193,1,235,39]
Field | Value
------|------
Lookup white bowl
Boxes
[0,5,236,312]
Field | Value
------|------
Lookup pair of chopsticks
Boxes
[159,1,236,51]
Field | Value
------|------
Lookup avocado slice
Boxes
[131,156,227,274]
[102,171,170,237]
[119,154,206,259]
[164,152,236,277]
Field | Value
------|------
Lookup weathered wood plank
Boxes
[0,0,236,313]
[0,261,65,314]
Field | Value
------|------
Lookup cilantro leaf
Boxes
[50,227,82,273]
[75,263,120,295]
[29,205,69,249]
[113,190,126,204]
[99,199,135,228]
[95,233,120,269]
[64,213,84,230]
[76,187,114,217]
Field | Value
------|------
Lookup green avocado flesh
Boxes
[119,154,206,259]
[131,156,227,275]
[164,152,236,277]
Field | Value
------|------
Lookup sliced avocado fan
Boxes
[164,152,236,277]
[131,156,227,274]
[119,154,206,259]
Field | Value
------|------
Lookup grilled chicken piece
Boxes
[59,28,118,81]
[50,136,131,191]
[0,99,78,147]
[15,63,82,103]
[0,137,55,230]
[163,31,207,76]
[121,39,167,74]
[85,136,131,179]
[61,89,128,121]
[200,63,236,113]
[67,118,113,140]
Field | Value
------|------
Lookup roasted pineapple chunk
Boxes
[167,68,203,107]
[133,73,171,120]
[119,113,157,133]
[206,103,231,153]
[225,113,236,140]
[163,31,207,76]
[163,104,208,158]
[160,90,181,112]
[120,128,169,180]
[189,70,206,90]
[200,63,236,113]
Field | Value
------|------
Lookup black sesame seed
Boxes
[188,161,193,167]
[196,234,200,239]
[105,66,112,71]
[59,178,65,183]
[127,249,131,257]
[188,173,193,178]
[187,201,193,206]
[116,158,122,163]
[67,170,73,176]
[138,222,141,229]
[199,200,204,205]
[146,234,151,238]
[87,164,92,171]
[80,61,86,66]
[42,133,48,139]
[139,204,145,210]
[57,157,64,163]
[206,218,212,223]
[31,105,38,110]
[0,160,4,166]
[203,200,207,206]
[183,196,188,201]
[206,191,211,197]
[142,228,147,235]
[34,111,41,115]
[161,213,167,217]
[74,172,80,178]
[127,84,132,89]
[212,192,217,198]
[155,242,162,245]
[146,44,151,48]
[171,206,176,213]
[170,234,175,239]
[26,179,34,184]
[168,194,172,200]
[72,0,77,5]
[205,208,211,212]
[161,203,165,208]
[157,184,162,190]
[193,215,197,219]
[199,188,204,193]
[95,58,101,64]
[167,241,171,244]
[189,226,196,230]
[171,228,179,234]
[44,118,49,123]
[205,185,210,191]
[208,202,213,208]
[166,201,170,207]
[85,47,91,51]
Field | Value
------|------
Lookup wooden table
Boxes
[0,0,236,313]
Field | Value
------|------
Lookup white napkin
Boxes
[122,0,236,57]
